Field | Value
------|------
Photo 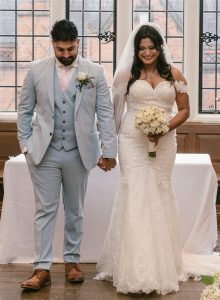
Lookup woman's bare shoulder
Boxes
[171,66,187,84]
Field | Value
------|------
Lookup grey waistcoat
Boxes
[50,68,78,151]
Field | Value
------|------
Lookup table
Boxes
[0,153,217,263]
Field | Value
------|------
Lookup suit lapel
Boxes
[46,57,56,112]
[75,57,90,115]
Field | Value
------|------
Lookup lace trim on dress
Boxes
[94,272,180,295]
[174,80,188,94]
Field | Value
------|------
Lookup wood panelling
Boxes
[0,119,220,173]
[0,120,220,219]
[217,205,220,225]
[176,122,220,174]
[0,120,20,169]
[197,134,220,159]
[0,132,20,156]
[176,134,188,152]
[0,120,20,208]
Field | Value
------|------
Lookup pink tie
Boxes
[61,67,69,91]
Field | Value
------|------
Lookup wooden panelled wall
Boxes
[0,120,220,219]
[2,120,219,172]
[0,120,20,171]
[176,122,220,174]
[0,120,20,213]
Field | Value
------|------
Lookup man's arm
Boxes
[95,65,117,171]
[17,66,36,153]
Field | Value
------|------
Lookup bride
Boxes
[95,22,220,295]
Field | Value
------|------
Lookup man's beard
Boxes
[57,55,76,66]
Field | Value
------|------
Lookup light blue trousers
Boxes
[26,146,89,270]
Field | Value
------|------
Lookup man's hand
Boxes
[97,157,117,172]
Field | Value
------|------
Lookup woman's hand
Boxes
[148,133,164,146]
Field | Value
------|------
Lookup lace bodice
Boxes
[126,80,185,114]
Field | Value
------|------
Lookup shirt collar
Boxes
[55,55,79,68]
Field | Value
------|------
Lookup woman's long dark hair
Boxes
[126,25,174,94]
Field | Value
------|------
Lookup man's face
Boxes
[52,39,80,66]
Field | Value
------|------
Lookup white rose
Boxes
[78,72,88,81]
[151,120,160,128]
[213,273,220,287]
[163,126,169,134]
[200,285,220,300]
[143,115,152,123]
[143,128,149,134]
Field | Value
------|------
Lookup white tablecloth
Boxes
[0,154,218,263]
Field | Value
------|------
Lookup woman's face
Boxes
[138,38,160,65]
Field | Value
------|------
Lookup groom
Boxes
[17,19,117,290]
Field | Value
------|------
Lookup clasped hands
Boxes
[97,156,117,172]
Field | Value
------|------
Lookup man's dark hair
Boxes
[50,19,78,42]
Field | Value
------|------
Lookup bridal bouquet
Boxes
[135,105,169,158]
[200,273,220,300]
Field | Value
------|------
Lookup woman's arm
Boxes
[148,67,190,146]
[168,66,190,131]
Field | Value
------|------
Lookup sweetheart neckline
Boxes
[136,79,169,90]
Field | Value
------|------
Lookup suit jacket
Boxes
[17,56,117,169]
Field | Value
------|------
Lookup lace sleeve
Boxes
[174,80,188,94]
[112,69,130,134]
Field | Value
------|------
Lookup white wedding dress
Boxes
[95,80,220,295]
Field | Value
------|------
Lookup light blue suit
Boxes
[17,56,117,269]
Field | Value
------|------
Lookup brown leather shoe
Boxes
[65,263,84,282]
[21,269,51,290]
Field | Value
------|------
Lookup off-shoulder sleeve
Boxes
[174,80,188,94]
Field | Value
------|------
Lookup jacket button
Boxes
[50,132,53,136]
